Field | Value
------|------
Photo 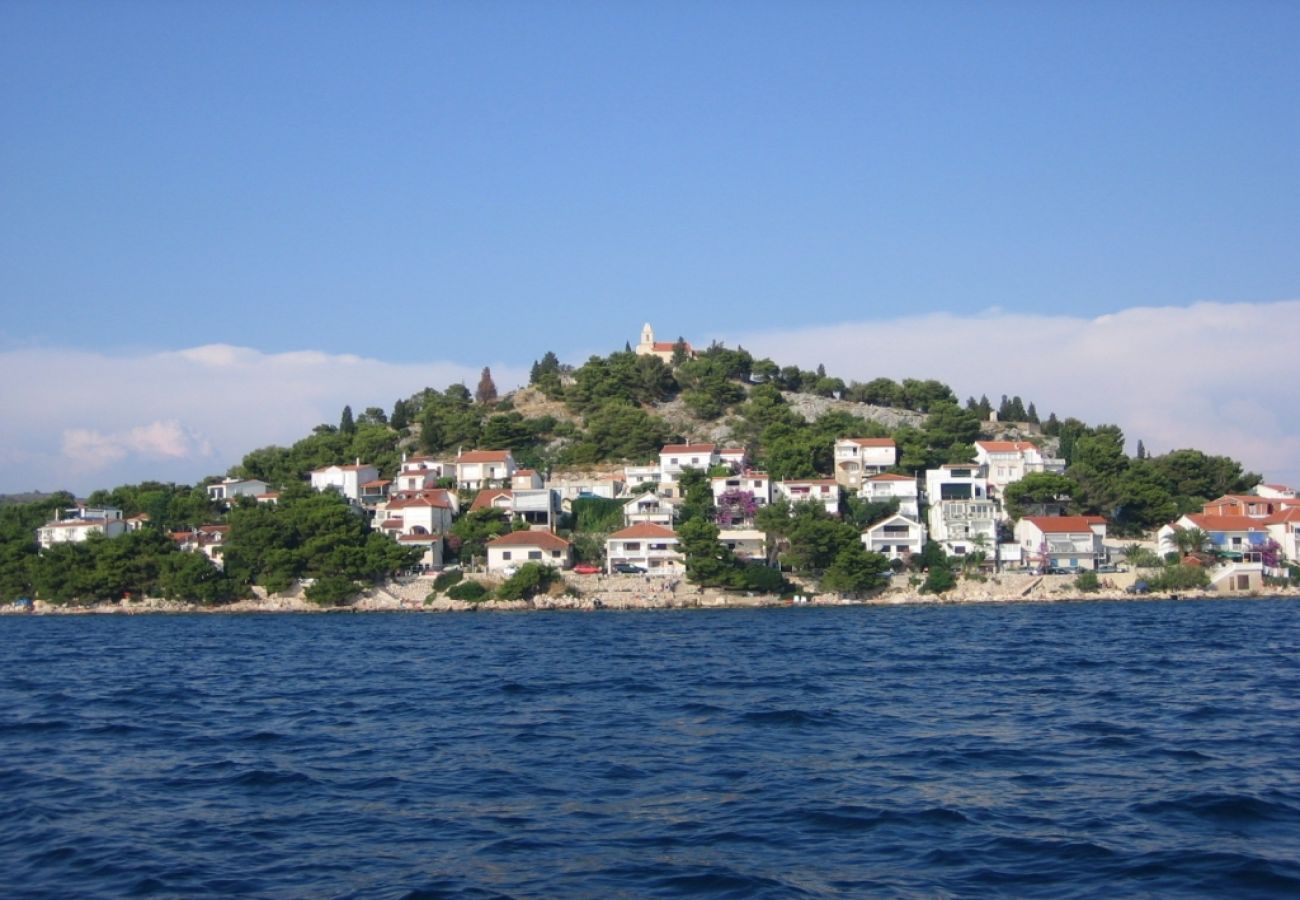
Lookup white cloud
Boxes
[729,299,1300,489]
[0,345,526,495]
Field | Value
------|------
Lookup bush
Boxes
[496,563,560,601]
[1074,571,1101,593]
[920,566,956,595]
[739,564,787,593]
[1150,564,1210,591]
[447,580,490,602]
[305,575,360,606]
[432,569,463,592]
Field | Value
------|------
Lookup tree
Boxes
[678,518,742,588]
[339,405,355,435]
[820,542,890,594]
[497,563,560,601]
[476,367,498,404]
[1003,472,1079,520]
[1173,527,1209,556]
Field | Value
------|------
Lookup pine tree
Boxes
[391,399,410,431]
[1027,402,1039,424]
[998,395,1011,419]
[339,405,355,434]
[1136,439,1147,460]
[475,367,498,404]
[977,395,993,419]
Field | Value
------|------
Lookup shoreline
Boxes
[6,572,1298,616]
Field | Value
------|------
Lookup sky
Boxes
[2,2,1297,495]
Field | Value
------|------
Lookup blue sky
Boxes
[2,2,1298,493]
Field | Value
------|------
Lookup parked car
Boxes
[613,563,647,574]
[572,563,601,575]
[1125,580,1150,595]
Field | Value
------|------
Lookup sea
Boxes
[2,599,1299,898]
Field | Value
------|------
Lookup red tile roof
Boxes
[1023,516,1106,533]
[842,437,896,447]
[487,531,571,550]
[1185,514,1272,532]
[470,489,513,510]
[457,449,512,463]
[661,443,716,454]
[866,473,914,482]
[976,441,1038,453]
[609,523,678,539]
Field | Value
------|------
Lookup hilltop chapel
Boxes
[634,323,695,363]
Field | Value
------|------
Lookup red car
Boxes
[572,563,602,575]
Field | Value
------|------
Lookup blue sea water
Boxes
[2,599,1300,898]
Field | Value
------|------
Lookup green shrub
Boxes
[920,566,956,595]
[432,569,463,592]
[447,580,490,602]
[1150,564,1210,591]
[739,564,787,593]
[305,575,360,606]
[1074,571,1101,593]
[496,563,560,601]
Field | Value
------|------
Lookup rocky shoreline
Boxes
[5,571,1297,616]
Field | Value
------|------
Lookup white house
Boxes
[37,506,128,549]
[776,479,840,516]
[311,462,380,503]
[974,440,1066,500]
[623,465,661,490]
[623,493,677,527]
[719,447,748,471]
[833,437,897,489]
[1266,508,1300,567]
[394,455,447,492]
[207,477,268,505]
[550,476,623,509]
[1014,516,1108,571]
[1255,483,1297,500]
[859,473,920,518]
[659,443,719,495]
[925,464,997,556]
[718,527,767,561]
[377,492,455,539]
[169,524,229,566]
[486,531,573,573]
[861,513,926,561]
[711,471,772,507]
[605,523,683,575]
[455,449,516,490]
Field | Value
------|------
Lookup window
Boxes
[502,551,512,560]
[625,542,640,551]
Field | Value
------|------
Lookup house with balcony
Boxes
[1015,516,1108,571]
[719,447,748,471]
[833,438,896,489]
[974,440,1066,501]
[169,525,229,566]
[719,527,767,561]
[659,443,719,496]
[623,465,661,490]
[861,513,926,562]
[859,473,920,518]
[924,465,998,556]
[1157,514,1274,560]
[605,523,683,575]
[310,462,380,503]
[623,492,677,528]
[1201,494,1287,519]
[712,471,772,508]
[394,455,448,492]
[37,506,129,549]
[776,479,840,516]
[207,477,269,506]
[455,449,516,490]
[1267,508,1300,567]
[358,478,392,508]
[486,531,572,573]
